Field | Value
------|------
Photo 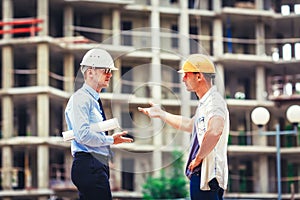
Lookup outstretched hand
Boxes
[138,102,162,118]
[112,131,133,144]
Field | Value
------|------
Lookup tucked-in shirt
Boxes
[185,86,230,190]
[65,83,114,157]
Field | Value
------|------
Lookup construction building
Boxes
[0,0,300,199]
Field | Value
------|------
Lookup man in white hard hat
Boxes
[65,48,133,200]
[138,54,229,200]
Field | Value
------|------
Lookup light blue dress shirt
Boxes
[65,83,114,157]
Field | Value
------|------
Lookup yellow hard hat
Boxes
[178,54,215,74]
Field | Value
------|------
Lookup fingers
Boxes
[137,107,144,112]
[188,161,194,172]
[137,107,149,116]
[137,101,157,112]
[113,131,133,144]
[121,137,133,143]
[119,131,128,136]
[113,131,128,138]
[188,163,192,172]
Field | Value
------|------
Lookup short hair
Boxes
[194,72,215,85]
[203,73,215,85]
[81,65,90,74]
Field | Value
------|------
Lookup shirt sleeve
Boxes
[206,94,226,121]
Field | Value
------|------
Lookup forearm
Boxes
[74,125,114,147]
[194,131,221,163]
[160,111,193,132]
[195,116,224,163]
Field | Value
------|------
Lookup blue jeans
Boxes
[190,173,224,200]
[71,152,112,200]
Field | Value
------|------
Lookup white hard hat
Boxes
[80,48,118,73]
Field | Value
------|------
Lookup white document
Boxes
[62,118,120,141]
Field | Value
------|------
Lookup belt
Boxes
[75,152,109,165]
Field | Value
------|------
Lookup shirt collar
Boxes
[199,85,217,105]
[83,83,100,100]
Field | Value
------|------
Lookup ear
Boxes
[197,73,202,80]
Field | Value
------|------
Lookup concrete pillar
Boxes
[37,0,48,36]
[179,0,191,162]
[213,18,223,57]
[252,126,267,146]
[253,155,268,193]
[2,46,13,88]
[37,95,49,137]
[151,0,162,177]
[198,0,209,10]
[112,58,122,94]
[255,0,264,10]
[37,44,49,86]
[256,21,265,56]
[112,9,121,46]
[2,0,13,40]
[1,45,14,194]
[37,94,49,200]
[2,97,13,139]
[151,0,160,29]
[2,147,12,190]
[63,53,75,93]
[179,0,189,49]
[37,43,50,137]
[37,145,49,200]
[256,66,266,102]
[215,63,225,97]
[63,5,74,37]
[2,46,14,136]
[36,40,50,200]
[213,0,222,13]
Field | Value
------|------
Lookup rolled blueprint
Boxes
[62,118,120,141]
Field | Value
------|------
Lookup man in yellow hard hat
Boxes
[138,54,229,200]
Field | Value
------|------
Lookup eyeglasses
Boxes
[104,68,112,74]
[90,67,112,74]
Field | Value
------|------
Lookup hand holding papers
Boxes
[62,118,121,141]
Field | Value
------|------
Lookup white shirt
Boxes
[193,86,230,190]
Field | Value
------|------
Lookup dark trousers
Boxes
[71,152,112,200]
[190,173,224,200]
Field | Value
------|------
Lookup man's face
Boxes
[182,72,199,92]
[88,68,112,92]
[96,68,112,87]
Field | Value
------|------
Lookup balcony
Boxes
[267,74,300,101]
